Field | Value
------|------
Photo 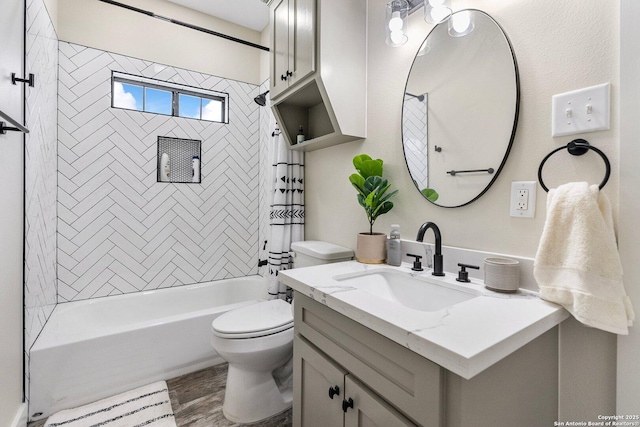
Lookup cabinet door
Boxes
[287,0,316,89]
[294,335,346,427]
[271,0,290,99]
[343,376,417,427]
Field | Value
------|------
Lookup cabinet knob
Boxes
[286,70,293,77]
[342,397,354,413]
[328,385,340,399]
[281,74,287,81]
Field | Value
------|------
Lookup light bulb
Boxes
[449,10,474,37]
[390,30,406,45]
[389,11,403,31]
[452,11,471,33]
[430,6,450,23]
[424,0,451,24]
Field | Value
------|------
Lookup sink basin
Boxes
[333,269,481,312]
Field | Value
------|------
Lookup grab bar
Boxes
[446,168,494,176]
[0,109,29,134]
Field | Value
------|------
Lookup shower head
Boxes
[254,90,269,106]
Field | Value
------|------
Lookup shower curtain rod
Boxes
[97,0,270,52]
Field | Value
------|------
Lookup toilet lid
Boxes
[212,299,293,338]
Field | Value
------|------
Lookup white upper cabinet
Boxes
[269,0,367,151]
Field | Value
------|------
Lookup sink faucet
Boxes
[416,222,445,276]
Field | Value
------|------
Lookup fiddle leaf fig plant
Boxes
[349,154,398,235]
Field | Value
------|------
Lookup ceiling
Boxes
[165,0,270,32]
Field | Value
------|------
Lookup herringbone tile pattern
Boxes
[403,95,429,189]
[258,81,274,275]
[57,42,260,302]
[24,0,58,405]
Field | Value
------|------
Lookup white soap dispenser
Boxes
[160,153,170,182]
[192,156,200,183]
[387,224,402,266]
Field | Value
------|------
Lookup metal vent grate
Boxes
[157,136,201,184]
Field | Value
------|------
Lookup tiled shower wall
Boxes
[57,42,260,301]
[258,82,277,274]
[403,94,429,189]
[25,0,58,401]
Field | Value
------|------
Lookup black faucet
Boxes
[416,222,444,276]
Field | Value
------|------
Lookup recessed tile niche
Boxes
[157,136,202,184]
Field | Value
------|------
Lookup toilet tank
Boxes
[290,241,354,268]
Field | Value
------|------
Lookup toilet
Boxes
[211,240,354,423]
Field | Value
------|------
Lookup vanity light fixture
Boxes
[448,10,475,37]
[386,0,409,47]
[424,0,452,24]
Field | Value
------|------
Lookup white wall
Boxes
[57,0,263,85]
[617,0,640,413]
[304,0,621,418]
[0,0,26,425]
[306,0,619,258]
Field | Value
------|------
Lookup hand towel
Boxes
[534,182,634,334]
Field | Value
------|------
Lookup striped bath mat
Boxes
[45,381,176,427]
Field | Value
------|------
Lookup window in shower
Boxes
[111,71,229,123]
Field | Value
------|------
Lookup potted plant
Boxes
[349,154,398,263]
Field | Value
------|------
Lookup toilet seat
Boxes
[212,299,293,339]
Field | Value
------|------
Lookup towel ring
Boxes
[538,139,611,192]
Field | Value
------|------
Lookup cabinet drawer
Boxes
[294,293,443,426]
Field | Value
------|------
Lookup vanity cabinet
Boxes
[293,292,559,427]
[295,335,415,426]
[293,293,443,426]
[268,0,366,152]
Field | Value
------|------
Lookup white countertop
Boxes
[280,260,569,379]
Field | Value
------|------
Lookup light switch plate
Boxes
[510,181,536,218]
[551,83,610,137]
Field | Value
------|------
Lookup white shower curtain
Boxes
[267,130,304,300]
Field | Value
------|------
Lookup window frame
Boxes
[111,71,229,124]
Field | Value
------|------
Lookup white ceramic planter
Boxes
[355,232,387,264]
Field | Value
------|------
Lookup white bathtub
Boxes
[29,276,267,420]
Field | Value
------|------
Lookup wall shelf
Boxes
[269,0,366,152]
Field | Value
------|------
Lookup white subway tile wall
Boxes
[57,42,261,302]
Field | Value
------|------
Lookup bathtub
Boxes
[29,276,268,420]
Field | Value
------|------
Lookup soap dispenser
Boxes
[387,224,402,266]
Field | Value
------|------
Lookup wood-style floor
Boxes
[28,364,292,427]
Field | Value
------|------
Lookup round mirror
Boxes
[402,10,519,208]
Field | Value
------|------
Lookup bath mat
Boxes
[44,381,176,427]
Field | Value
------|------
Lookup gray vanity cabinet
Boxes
[293,335,346,426]
[294,335,415,426]
[293,293,443,427]
[293,292,559,427]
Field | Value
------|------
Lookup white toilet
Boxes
[211,241,354,423]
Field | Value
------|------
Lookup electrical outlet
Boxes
[510,182,536,218]
[516,189,529,210]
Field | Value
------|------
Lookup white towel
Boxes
[534,182,634,335]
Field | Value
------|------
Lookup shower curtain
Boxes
[267,130,304,300]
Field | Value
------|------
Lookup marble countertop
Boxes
[280,260,569,379]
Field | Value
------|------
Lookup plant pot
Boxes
[355,232,387,264]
